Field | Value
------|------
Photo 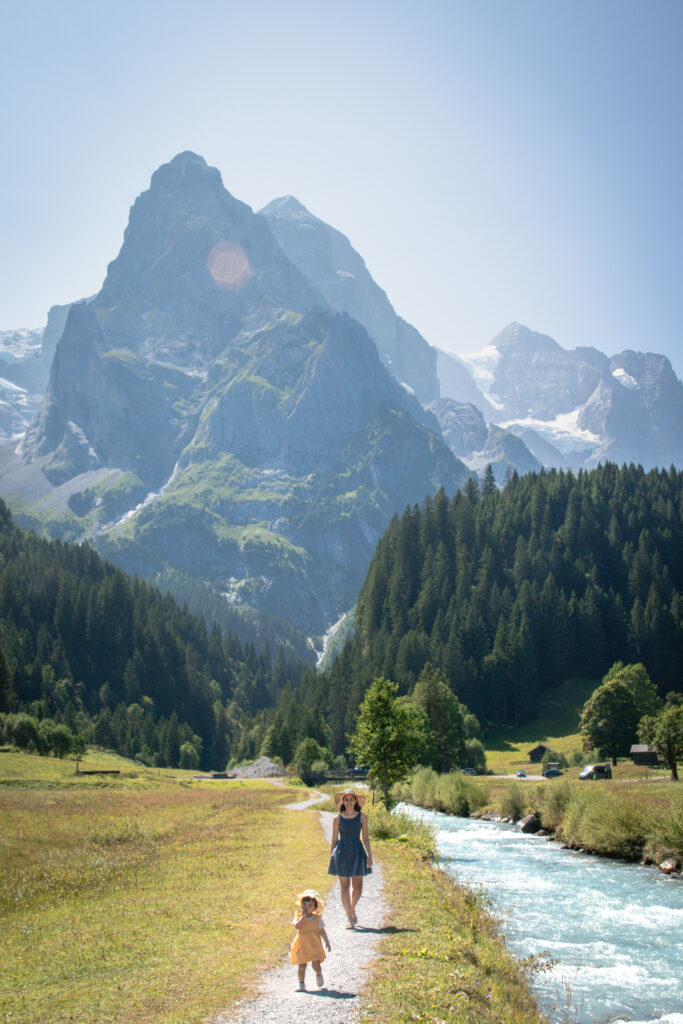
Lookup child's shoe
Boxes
[297,981,305,991]
[316,972,324,987]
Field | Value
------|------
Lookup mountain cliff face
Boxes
[8,152,468,634]
[260,196,439,405]
[428,398,542,481]
[0,304,73,438]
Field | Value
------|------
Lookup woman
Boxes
[328,788,373,928]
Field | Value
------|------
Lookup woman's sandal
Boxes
[345,921,355,929]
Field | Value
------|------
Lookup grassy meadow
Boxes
[1,752,554,1024]
[482,677,597,775]
[0,752,331,1024]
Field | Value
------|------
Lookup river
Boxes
[398,804,683,1024]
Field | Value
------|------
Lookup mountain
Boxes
[2,152,468,637]
[451,323,683,470]
[259,195,439,405]
[427,399,542,482]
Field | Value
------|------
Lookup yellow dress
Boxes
[290,914,326,964]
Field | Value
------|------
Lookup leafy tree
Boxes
[411,663,467,771]
[603,661,660,719]
[350,677,429,808]
[580,679,640,765]
[293,737,330,773]
[464,737,487,774]
[179,741,200,771]
[639,701,683,781]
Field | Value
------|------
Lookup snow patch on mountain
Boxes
[458,345,505,409]
[0,328,43,362]
[612,367,639,390]
[501,407,601,455]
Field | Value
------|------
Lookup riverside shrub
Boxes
[411,766,438,807]
[531,779,573,830]
[562,787,650,860]
[435,771,489,816]
[500,782,526,821]
[643,804,683,864]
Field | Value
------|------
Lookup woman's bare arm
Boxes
[361,812,372,866]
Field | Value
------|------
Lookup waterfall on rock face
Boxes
[400,805,683,1024]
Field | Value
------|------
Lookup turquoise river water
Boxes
[399,804,682,1024]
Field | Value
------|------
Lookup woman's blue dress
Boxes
[328,813,371,877]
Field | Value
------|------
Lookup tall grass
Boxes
[560,786,650,859]
[528,780,573,831]
[395,767,490,817]
[528,782,682,863]
[0,773,331,1024]
[499,783,527,821]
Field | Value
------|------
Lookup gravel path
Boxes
[212,791,387,1024]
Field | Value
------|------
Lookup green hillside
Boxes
[0,498,306,770]
[264,463,683,764]
[484,676,598,773]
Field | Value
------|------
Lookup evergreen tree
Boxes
[0,642,12,712]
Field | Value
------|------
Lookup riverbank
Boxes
[363,806,549,1024]
[402,803,683,1024]
[395,767,683,874]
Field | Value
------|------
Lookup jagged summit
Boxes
[260,194,439,404]
[260,195,310,218]
[5,153,467,634]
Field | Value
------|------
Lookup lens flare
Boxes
[206,240,252,291]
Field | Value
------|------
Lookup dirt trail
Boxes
[212,790,387,1024]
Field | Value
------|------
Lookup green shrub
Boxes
[179,741,200,771]
[368,805,436,860]
[643,803,683,864]
[532,780,573,830]
[562,787,649,859]
[434,772,471,815]
[499,783,527,821]
[410,766,438,808]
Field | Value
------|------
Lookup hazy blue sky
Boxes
[2,0,682,374]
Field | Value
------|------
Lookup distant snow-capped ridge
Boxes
[437,322,683,471]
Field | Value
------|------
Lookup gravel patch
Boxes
[212,796,387,1024]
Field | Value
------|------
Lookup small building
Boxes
[630,744,660,767]
[528,744,550,764]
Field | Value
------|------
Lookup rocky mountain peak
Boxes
[260,195,310,219]
[260,195,439,405]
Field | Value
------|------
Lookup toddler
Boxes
[290,889,331,990]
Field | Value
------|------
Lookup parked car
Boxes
[516,769,527,778]
[542,764,561,778]
[578,763,612,780]
[461,767,476,775]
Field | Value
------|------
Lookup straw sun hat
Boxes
[296,889,325,914]
[334,789,366,809]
